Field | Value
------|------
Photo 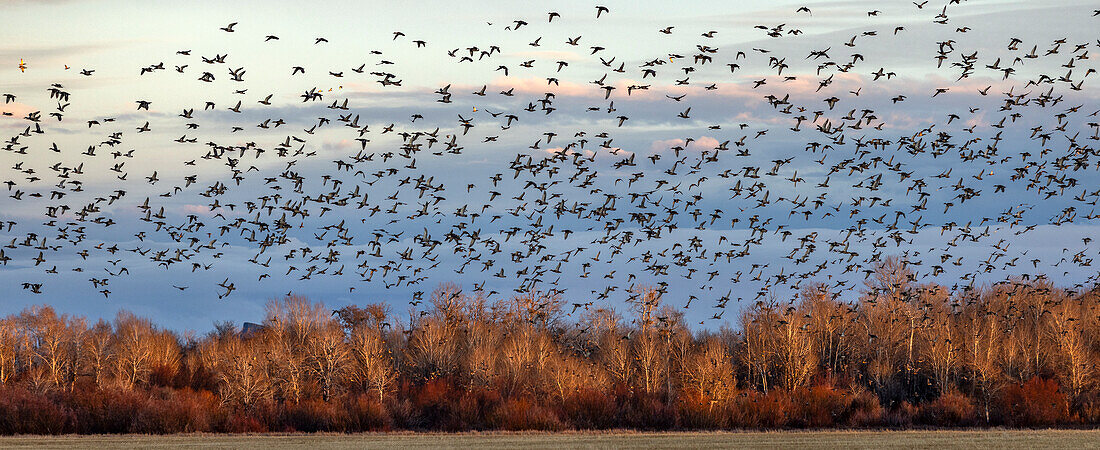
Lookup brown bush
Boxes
[1075,390,1100,423]
[342,393,392,431]
[999,377,1070,426]
[917,390,976,426]
[66,388,147,433]
[881,401,917,428]
[558,388,617,429]
[0,387,73,434]
[494,397,564,431]
[225,412,267,433]
[281,399,348,432]
[793,384,850,428]
[844,390,884,427]
[614,390,678,430]
[734,390,793,429]
[454,388,502,430]
[676,391,729,429]
[407,378,462,430]
[148,365,177,388]
[130,391,191,433]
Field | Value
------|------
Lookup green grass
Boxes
[1,430,1098,449]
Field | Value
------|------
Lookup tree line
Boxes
[0,259,1097,433]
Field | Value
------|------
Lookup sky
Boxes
[1,0,1099,333]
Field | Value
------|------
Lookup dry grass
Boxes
[0,430,1098,449]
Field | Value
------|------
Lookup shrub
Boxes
[559,388,617,429]
[407,378,461,430]
[999,377,1070,427]
[615,390,677,430]
[148,365,177,388]
[917,390,975,427]
[676,391,729,429]
[343,393,392,431]
[225,412,267,433]
[844,390,884,427]
[454,388,502,430]
[0,387,73,435]
[493,397,564,431]
[1076,390,1100,424]
[282,399,348,432]
[733,390,792,429]
[881,401,916,428]
[794,384,849,428]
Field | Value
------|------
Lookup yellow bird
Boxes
[18,59,27,72]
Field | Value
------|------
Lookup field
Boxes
[1,430,1098,449]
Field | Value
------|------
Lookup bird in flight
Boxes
[1,3,1098,335]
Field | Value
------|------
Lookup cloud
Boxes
[321,139,357,151]
[649,136,721,153]
[650,138,684,152]
[507,50,586,62]
[695,136,721,148]
[180,204,221,216]
[0,102,38,123]
[486,76,597,98]
[0,43,114,62]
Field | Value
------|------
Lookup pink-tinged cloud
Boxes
[543,146,595,158]
[733,111,792,126]
[181,204,222,216]
[651,138,685,152]
[322,139,357,151]
[0,102,38,122]
[508,50,586,62]
[965,112,986,128]
[650,136,722,153]
[880,112,934,130]
[694,136,721,148]
[486,76,597,98]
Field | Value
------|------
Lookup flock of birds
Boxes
[3,3,1100,324]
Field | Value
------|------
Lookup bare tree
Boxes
[1046,296,1096,401]
[803,284,853,377]
[307,319,348,401]
[348,323,398,403]
[961,292,1004,423]
[408,316,459,379]
[682,336,736,407]
[629,286,667,394]
[112,311,156,389]
[922,301,960,393]
[0,317,19,385]
[501,323,553,395]
[857,258,916,393]
[547,351,600,402]
[774,302,816,390]
[586,308,634,388]
[215,335,272,406]
[463,319,501,388]
[264,296,324,403]
[18,306,77,390]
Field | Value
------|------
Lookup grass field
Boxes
[0,430,1098,449]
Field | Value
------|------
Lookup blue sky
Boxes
[1,0,1099,332]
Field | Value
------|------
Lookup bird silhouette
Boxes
[0,5,1096,335]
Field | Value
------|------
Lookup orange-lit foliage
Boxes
[0,274,1098,434]
[999,377,1070,426]
[917,390,976,427]
[494,397,564,431]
